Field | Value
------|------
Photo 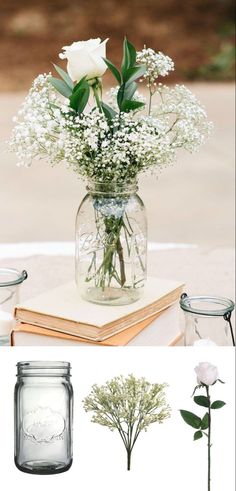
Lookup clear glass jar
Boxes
[14,361,73,474]
[180,293,235,346]
[0,268,27,346]
[75,180,147,305]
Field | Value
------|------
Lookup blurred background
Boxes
[0,0,235,247]
[0,0,235,89]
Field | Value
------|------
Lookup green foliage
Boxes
[211,400,226,409]
[194,396,210,408]
[103,58,121,84]
[69,77,90,113]
[50,66,90,114]
[53,63,74,90]
[83,374,170,470]
[100,102,117,123]
[194,430,203,441]
[180,410,202,429]
[49,77,72,98]
[121,100,145,113]
[201,413,209,430]
[123,65,146,85]
[121,37,137,75]
[104,37,146,117]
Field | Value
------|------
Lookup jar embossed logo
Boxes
[23,407,66,444]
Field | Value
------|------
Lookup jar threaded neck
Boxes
[16,361,71,377]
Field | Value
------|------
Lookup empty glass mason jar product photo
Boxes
[180,293,235,346]
[0,268,27,346]
[75,180,147,306]
[14,361,73,474]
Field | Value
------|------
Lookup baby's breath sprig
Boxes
[137,47,174,115]
[83,374,171,470]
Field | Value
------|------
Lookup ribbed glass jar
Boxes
[0,268,27,346]
[75,180,147,305]
[180,293,235,346]
[14,361,73,474]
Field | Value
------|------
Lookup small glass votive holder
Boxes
[0,268,28,346]
[180,293,235,347]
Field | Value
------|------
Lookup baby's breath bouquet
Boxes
[10,38,212,305]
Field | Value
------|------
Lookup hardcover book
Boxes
[14,277,184,341]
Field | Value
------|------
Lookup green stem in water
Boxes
[116,236,126,286]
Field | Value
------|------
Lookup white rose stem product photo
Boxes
[0,268,27,346]
[180,362,227,491]
[180,293,235,346]
[14,361,73,474]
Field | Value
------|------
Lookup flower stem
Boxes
[148,91,153,116]
[127,448,132,471]
[116,236,126,286]
[206,386,211,491]
[92,80,102,112]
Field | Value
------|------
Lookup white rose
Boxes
[195,362,219,386]
[59,38,109,82]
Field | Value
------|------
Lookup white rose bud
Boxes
[194,362,219,386]
[59,38,109,83]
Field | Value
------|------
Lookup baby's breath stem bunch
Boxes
[83,374,171,470]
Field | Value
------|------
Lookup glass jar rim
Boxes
[86,179,138,195]
[17,361,70,368]
[180,293,235,317]
[16,361,71,377]
[0,268,28,287]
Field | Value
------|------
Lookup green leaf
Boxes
[194,396,210,408]
[72,76,88,94]
[194,430,203,441]
[180,410,202,429]
[201,413,209,430]
[121,37,131,76]
[49,77,72,98]
[121,100,145,112]
[123,81,137,101]
[69,82,90,113]
[123,65,146,84]
[117,79,138,109]
[101,102,117,121]
[126,39,137,67]
[211,400,226,409]
[103,58,121,84]
[53,64,74,90]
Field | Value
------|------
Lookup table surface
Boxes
[0,242,234,346]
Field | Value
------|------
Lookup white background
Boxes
[0,347,235,491]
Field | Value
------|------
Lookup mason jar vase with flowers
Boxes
[10,37,212,305]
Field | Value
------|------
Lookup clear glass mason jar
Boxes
[180,293,235,346]
[75,180,147,305]
[0,268,27,346]
[14,361,73,474]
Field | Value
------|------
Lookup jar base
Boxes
[15,458,72,475]
[81,285,144,306]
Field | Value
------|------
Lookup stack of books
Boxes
[12,277,184,346]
